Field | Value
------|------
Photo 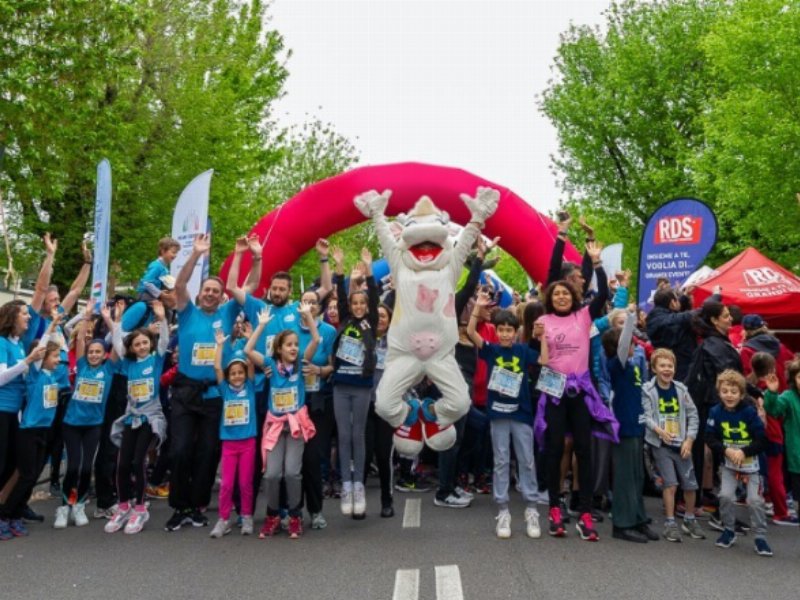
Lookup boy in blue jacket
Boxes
[705,369,771,556]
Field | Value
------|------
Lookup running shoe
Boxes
[241,516,254,536]
[558,495,571,523]
[124,508,149,534]
[311,513,328,529]
[189,509,208,527]
[353,482,366,519]
[94,504,117,520]
[259,515,281,538]
[164,509,192,532]
[495,509,511,539]
[548,506,566,537]
[288,516,303,539]
[209,518,231,538]
[0,519,13,541]
[22,506,45,523]
[754,538,773,557]
[772,515,800,526]
[708,513,724,532]
[663,521,682,543]
[394,477,431,493]
[341,485,354,516]
[8,519,28,537]
[105,504,132,533]
[681,518,706,539]
[576,512,599,541]
[715,528,736,548]
[434,493,471,508]
[145,483,170,500]
[455,486,474,502]
[524,508,541,539]
[72,502,89,527]
[54,505,70,529]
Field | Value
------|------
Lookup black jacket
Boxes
[646,307,697,381]
[686,332,743,407]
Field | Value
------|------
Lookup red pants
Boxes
[766,453,788,519]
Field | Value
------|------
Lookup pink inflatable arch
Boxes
[220,162,580,297]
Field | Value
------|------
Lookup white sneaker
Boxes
[124,508,149,534]
[455,486,475,501]
[72,502,89,527]
[209,518,231,538]
[104,505,132,533]
[434,493,471,508]
[525,507,541,538]
[496,509,512,539]
[353,483,366,517]
[311,512,328,529]
[54,505,70,529]
[241,516,254,536]
[341,484,354,516]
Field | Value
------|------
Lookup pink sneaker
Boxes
[124,508,150,534]
[104,504,132,533]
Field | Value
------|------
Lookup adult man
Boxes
[165,234,240,531]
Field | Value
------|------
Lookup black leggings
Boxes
[0,428,48,520]
[364,402,394,508]
[117,424,156,506]
[62,424,102,504]
[0,411,19,490]
[302,391,336,515]
[545,392,593,514]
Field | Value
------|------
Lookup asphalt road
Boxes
[3,480,800,600]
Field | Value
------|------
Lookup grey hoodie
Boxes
[641,378,698,448]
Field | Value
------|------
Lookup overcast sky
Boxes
[269,0,611,215]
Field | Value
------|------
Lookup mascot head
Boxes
[397,196,453,271]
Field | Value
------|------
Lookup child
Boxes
[705,370,771,556]
[0,315,61,539]
[764,360,800,528]
[246,303,319,539]
[104,301,169,535]
[602,308,657,543]
[55,302,116,528]
[210,329,257,538]
[641,347,704,542]
[467,291,548,539]
[136,237,180,303]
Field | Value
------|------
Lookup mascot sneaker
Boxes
[393,399,424,457]
[420,398,456,451]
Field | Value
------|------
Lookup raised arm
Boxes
[244,235,264,294]
[332,246,350,323]
[176,234,210,312]
[75,302,94,360]
[226,236,251,305]
[213,329,227,385]
[152,301,169,356]
[31,233,58,312]
[534,321,549,366]
[299,302,320,362]
[587,241,609,320]
[244,307,271,368]
[467,292,490,349]
[316,238,332,301]
[61,240,92,314]
[452,187,500,279]
[616,307,637,365]
[547,215,570,286]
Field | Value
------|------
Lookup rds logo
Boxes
[654,216,702,245]
[742,267,798,288]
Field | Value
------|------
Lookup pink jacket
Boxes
[260,405,316,469]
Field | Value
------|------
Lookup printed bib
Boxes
[74,379,105,404]
[43,384,59,409]
[336,336,364,366]
[224,400,250,426]
[535,366,567,398]
[724,440,758,473]
[488,367,524,398]
[191,343,216,367]
[128,378,154,403]
[272,386,299,414]
[659,413,683,446]
[376,346,387,370]
[304,373,321,393]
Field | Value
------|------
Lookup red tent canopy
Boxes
[693,247,800,329]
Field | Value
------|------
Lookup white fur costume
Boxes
[354,188,500,450]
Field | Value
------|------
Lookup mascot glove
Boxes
[354,189,392,218]
[460,186,500,225]
[403,397,421,427]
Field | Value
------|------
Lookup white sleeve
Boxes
[0,361,29,387]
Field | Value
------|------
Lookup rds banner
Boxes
[637,198,717,310]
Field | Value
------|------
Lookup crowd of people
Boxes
[0,212,798,559]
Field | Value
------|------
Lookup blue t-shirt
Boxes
[220,379,258,441]
[608,356,645,438]
[20,366,60,429]
[28,305,71,389]
[177,300,238,398]
[117,353,166,410]
[64,358,116,427]
[332,321,374,388]
[478,342,539,423]
[121,301,154,331]
[242,294,301,391]
[298,319,335,393]
[0,336,27,413]
[137,258,169,294]
[263,356,305,416]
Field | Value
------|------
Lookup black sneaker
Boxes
[22,506,45,523]
[165,509,192,532]
[189,509,209,527]
[559,495,572,523]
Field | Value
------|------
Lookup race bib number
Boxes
[535,366,567,398]
[224,400,250,427]
[43,384,58,409]
[272,386,299,414]
[725,441,758,473]
[336,336,364,366]
[659,414,683,446]
[304,373,321,393]
[376,346,387,370]
[74,379,105,404]
[191,343,216,367]
[128,378,154,403]
[488,367,524,398]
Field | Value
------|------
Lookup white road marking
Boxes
[393,569,420,600]
[402,498,421,528]
[435,565,464,600]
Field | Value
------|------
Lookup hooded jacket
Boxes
[641,378,699,448]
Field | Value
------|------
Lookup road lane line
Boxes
[435,565,464,600]
[393,569,420,600]
[402,498,421,528]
